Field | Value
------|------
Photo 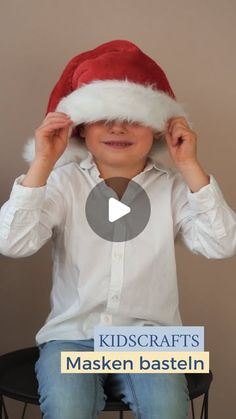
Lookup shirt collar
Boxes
[79,151,169,175]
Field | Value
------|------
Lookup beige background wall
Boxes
[1,1,236,418]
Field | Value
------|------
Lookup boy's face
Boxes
[79,120,156,168]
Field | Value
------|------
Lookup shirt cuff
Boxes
[9,174,47,209]
[187,174,225,213]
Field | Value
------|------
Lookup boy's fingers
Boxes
[38,121,73,132]
[47,111,70,118]
[40,119,73,128]
[44,115,72,123]
[167,117,189,133]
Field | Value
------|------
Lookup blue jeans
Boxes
[35,339,190,418]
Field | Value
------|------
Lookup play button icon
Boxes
[109,198,131,222]
[85,177,151,242]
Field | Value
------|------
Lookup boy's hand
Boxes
[34,112,74,165]
[164,116,210,192]
[164,116,197,168]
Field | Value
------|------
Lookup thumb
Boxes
[68,123,74,138]
[60,123,73,142]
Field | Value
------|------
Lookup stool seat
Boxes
[0,346,213,417]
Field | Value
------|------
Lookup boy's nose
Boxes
[108,120,127,133]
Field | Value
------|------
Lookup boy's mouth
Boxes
[102,140,133,149]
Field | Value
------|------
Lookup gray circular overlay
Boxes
[85,177,151,242]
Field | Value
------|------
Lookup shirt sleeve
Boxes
[173,173,236,259]
[0,172,66,258]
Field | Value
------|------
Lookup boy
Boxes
[1,39,236,419]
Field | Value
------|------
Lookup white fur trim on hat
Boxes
[56,79,193,134]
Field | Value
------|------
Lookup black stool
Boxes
[0,347,213,419]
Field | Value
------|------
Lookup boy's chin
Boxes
[94,154,140,167]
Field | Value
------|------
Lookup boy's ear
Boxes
[71,124,85,139]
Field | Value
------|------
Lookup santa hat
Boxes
[22,39,193,169]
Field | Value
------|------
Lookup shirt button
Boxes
[101,313,112,325]
[104,315,110,322]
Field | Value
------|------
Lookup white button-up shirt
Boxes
[1,152,236,345]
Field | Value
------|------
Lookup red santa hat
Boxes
[22,39,193,169]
